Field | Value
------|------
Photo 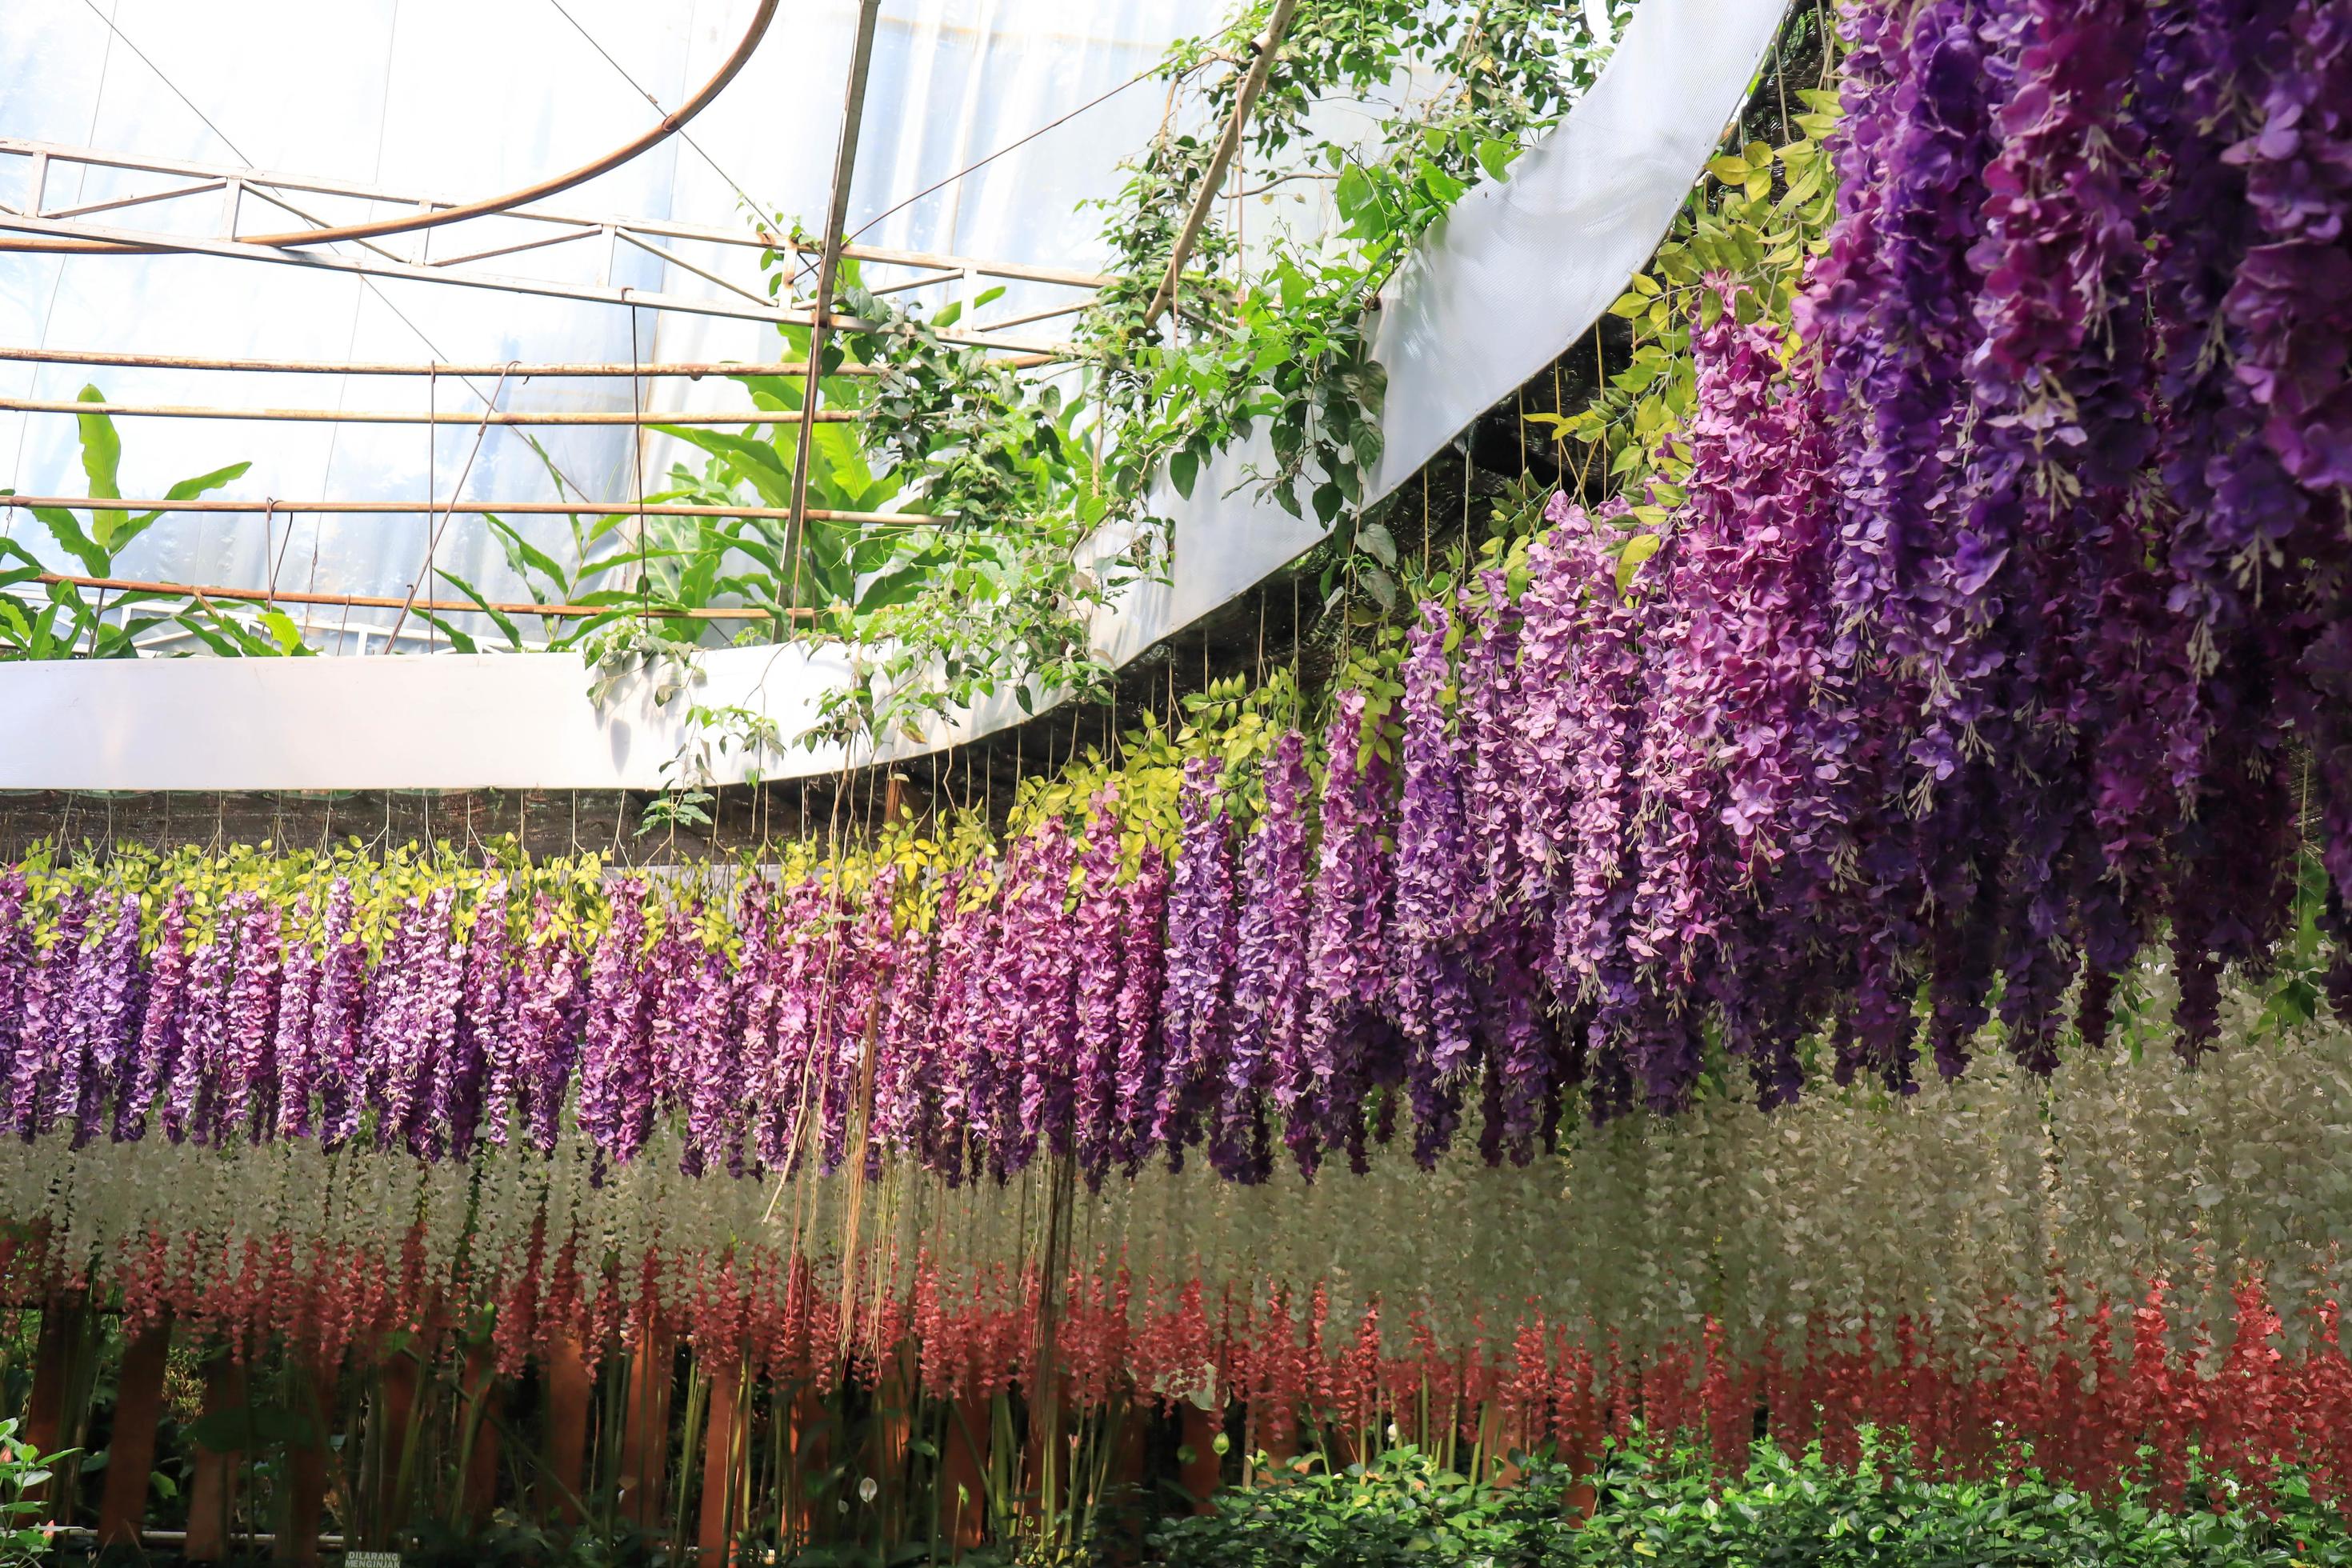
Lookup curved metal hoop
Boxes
[26,0,779,256]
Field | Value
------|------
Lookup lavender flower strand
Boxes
[118,886,190,1144]
[1154,758,1238,1168]
[1223,732,1310,1185]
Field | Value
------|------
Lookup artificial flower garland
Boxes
[6,967,2352,1494]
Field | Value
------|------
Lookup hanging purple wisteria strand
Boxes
[0,0,2346,1184]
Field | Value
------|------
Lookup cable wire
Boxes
[544,0,780,227]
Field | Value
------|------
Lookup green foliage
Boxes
[0,386,254,660]
[0,1415,71,1565]
[1547,25,1845,504]
[1152,1434,2352,1568]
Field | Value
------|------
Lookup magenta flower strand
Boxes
[1072,793,1129,1190]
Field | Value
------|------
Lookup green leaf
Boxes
[415,610,480,654]
[256,607,311,655]
[32,506,108,577]
[1169,448,1200,501]
[434,569,524,651]
[1355,522,1398,570]
[483,514,571,599]
[1615,531,1662,593]
[1474,138,1517,182]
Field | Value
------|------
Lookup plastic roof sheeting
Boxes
[0,0,1215,650]
[0,0,1791,791]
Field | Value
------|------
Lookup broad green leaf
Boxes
[483,514,570,598]
[71,386,134,552]
[434,569,523,650]
[415,610,479,654]
[32,506,108,577]
[257,607,311,655]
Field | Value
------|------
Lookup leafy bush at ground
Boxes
[1149,1431,2352,1566]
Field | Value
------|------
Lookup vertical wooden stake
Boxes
[1177,1403,1222,1516]
[785,1386,832,1552]
[460,1345,502,1525]
[186,1355,249,1563]
[939,1397,989,1554]
[696,1359,742,1566]
[1253,1400,1298,1486]
[543,1331,594,1526]
[98,1316,173,1549]
[372,1350,418,1543]
[21,1299,85,1473]
[618,1322,676,1530]
[275,1349,338,1567]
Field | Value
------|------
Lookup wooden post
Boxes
[21,1300,85,1470]
[618,1322,676,1530]
[274,1349,336,1566]
[460,1345,502,1525]
[784,1386,832,1551]
[185,1355,249,1563]
[695,1359,742,1565]
[1253,1400,1298,1485]
[543,1331,594,1526]
[98,1317,172,1548]
[938,1398,989,1553]
[371,1347,421,1545]
[1177,1403,1223,1515]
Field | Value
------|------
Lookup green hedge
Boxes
[1148,1433,2352,1566]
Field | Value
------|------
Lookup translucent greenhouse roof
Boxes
[0,0,1786,789]
[0,0,1223,647]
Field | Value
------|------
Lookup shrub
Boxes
[1150,1430,2352,1566]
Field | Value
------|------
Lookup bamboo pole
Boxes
[786,0,886,583]
[0,396,859,426]
[0,348,877,377]
[3,494,945,526]
[1141,0,1302,330]
[31,572,790,621]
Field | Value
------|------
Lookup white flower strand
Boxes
[3,1000,2348,1366]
